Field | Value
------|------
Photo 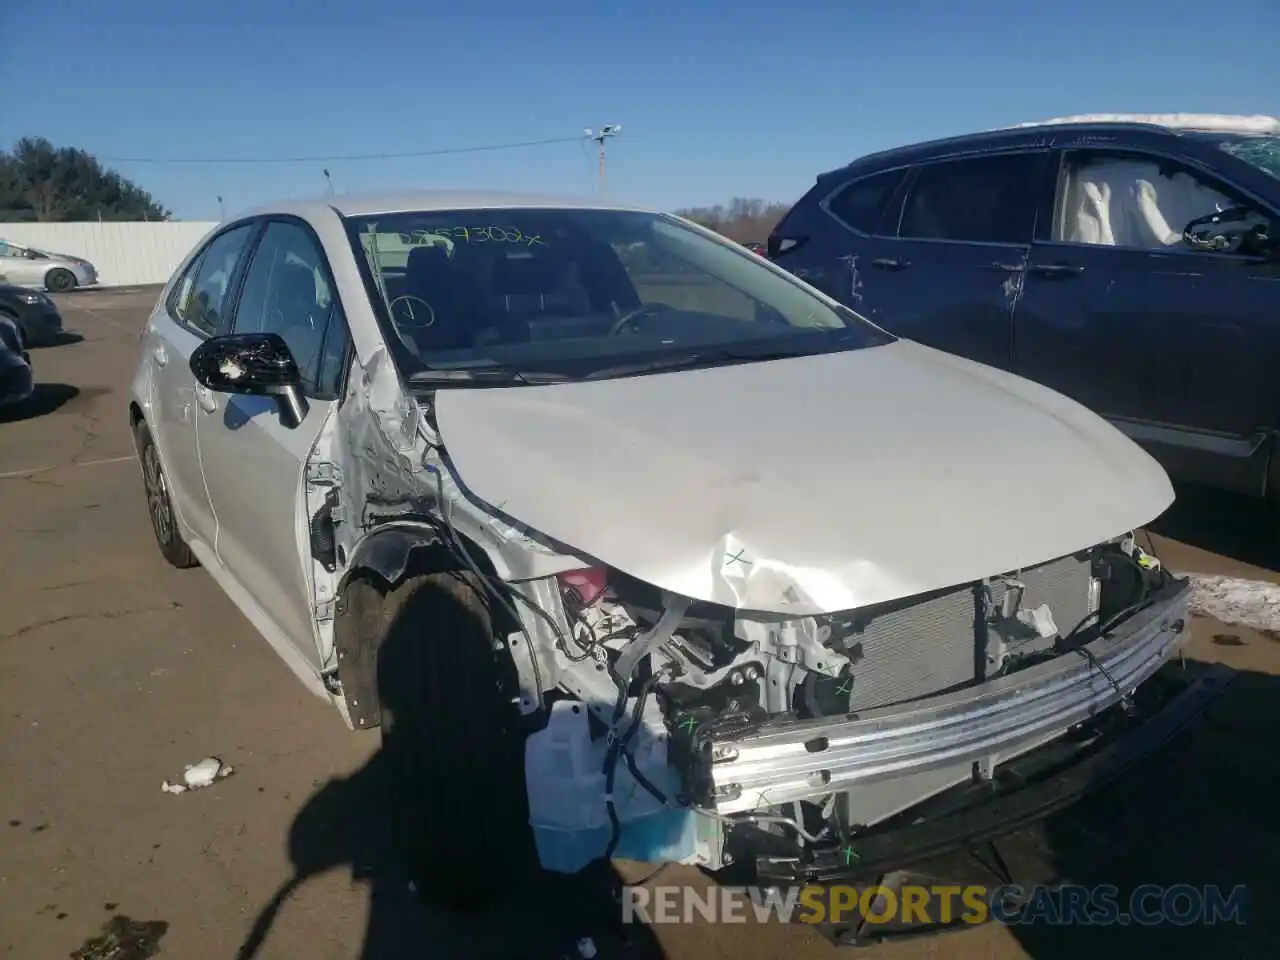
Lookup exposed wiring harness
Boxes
[423,456,830,859]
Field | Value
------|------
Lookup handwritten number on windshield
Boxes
[410,226,545,247]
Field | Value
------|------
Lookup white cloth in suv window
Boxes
[1057,155,1265,250]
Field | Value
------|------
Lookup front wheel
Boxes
[45,268,77,293]
[134,421,198,569]
[373,569,536,911]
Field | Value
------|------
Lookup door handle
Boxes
[1029,263,1084,278]
[870,257,911,271]
[194,385,218,413]
[990,261,1026,272]
[152,344,168,366]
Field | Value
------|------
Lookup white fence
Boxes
[1,221,219,287]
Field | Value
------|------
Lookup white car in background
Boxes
[0,239,99,292]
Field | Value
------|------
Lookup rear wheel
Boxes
[134,421,198,569]
[45,268,76,293]
[373,568,536,911]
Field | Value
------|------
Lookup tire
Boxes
[374,568,536,911]
[134,421,198,569]
[45,268,77,293]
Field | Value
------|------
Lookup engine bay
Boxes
[547,534,1170,810]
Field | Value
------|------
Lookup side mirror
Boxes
[189,332,308,428]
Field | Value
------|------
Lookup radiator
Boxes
[838,551,1095,712]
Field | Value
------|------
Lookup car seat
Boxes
[401,245,474,351]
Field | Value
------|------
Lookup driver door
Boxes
[196,218,352,667]
[1014,147,1280,493]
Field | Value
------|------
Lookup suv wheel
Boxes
[372,568,536,911]
[134,421,198,568]
[45,268,77,293]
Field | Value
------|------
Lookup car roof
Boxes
[237,189,654,221]
[817,112,1280,182]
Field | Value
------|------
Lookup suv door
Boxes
[195,218,352,668]
[766,166,910,311]
[146,222,258,548]
[1015,146,1280,494]
[865,151,1048,370]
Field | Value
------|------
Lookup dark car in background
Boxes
[0,282,65,346]
[0,311,33,408]
[768,113,1280,500]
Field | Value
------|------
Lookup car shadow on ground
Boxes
[1148,482,1280,573]
[0,383,80,422]
[1002,661,1279,958]
[875,661,1277,957]
[234,582,668,960]
[29,331,85,349]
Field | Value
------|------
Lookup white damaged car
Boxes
[129,191,1229,921]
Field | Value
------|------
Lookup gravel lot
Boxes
[1,288,1277,959]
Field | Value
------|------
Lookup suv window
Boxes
[172,224,256,336]
[232,220,350,400]
[899,153,1042,245]
[826,168,908,234]
[1052,148,1275,255]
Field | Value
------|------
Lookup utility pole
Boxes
[584,125,621,195]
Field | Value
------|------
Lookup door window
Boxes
[173,223,257,337]
[1051,149,1275,256]
[899,153,1042,245]
[826,168,908,234]
[232,220,350,400]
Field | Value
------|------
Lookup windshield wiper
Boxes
[407,366,571,386]
[584,346,809,381]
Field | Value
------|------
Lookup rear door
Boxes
[196,217,352,666]
[1014,146,1280,493]
[859,151,1049,370]
[147,222,259,547]
[767,166,911,312]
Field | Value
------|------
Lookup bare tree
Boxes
[674,197,792,242]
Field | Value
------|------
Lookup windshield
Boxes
[344,206,892,383]
[1213,134,1280,180]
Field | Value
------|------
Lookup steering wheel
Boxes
[608,302,674,336]
[389,295,435,330]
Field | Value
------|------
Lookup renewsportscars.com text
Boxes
[622,883,1249,927]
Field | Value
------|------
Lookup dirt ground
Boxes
[1,288,1277,959]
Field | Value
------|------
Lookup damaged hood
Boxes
[433,340,1173,615]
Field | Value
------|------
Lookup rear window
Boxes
[825,168,908,234]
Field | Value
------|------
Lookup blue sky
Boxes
[2,0,1277,221]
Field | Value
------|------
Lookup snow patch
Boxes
[1187,574,1280,635]
[1008,113,1280,136]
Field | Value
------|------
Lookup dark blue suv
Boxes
[769,114,1280,500]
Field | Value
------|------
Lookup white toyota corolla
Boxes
[129,190,1227,920]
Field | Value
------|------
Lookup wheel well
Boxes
[333,527,512,730]
[128,403,145,450]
